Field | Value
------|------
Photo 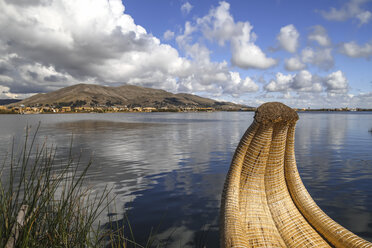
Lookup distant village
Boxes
[0,104,255,114]
[0,103,370,114]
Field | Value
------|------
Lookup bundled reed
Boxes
[220,102,372,248]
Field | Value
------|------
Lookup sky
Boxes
[0,0,371,108]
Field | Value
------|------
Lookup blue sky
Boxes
[0,0,371,108]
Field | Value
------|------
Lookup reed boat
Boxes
[220,102,372,248]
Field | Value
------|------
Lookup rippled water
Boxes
[0,112,371,247]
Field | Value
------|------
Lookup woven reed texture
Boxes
[220,102,372,248]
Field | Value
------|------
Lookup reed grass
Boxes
[0,125,115,247]
[0,125,209,248]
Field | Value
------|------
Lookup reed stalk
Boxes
[0,125,113,247]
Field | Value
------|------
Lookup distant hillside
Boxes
[10,84,249,110]
[0,99,22,105]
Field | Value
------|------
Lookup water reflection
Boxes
[296,112,372,241]
[0,112,371,246]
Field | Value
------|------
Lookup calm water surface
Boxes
[0,112,372,247]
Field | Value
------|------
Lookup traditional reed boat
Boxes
[220,102,372,248]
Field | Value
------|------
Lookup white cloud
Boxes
[308,25,331,46]
[0,0,263,98]
[292,70,313,89]
[197,1,239,46]
[339,40,372,58]
[301,47,334,70]
[196,1,277,69]
[181,2,193,15]
[283,44,334,72]
[231,35,278,69]
[323,91,372,108]
[173,19,261,96]
[349,92,372,107]
[324,70,349,93]
[292,70,323,92]
[227,72,259,96]
[264,70,347,94]
[319,0,372,25]
[266,70,323,93]
[256,90,371,109]
[241,77,259,92]
[0,85,27,99]
[0,0,363,109]
[285,57,306,71]
[0,0,183,90]
[0,53,97,94]
[176,25,259,97]
[278,92,371,109]
[163,30,175,40]
[265,72,294,92]
[277,24,299,53]
[356,10,372,24]
[0,75,13,83]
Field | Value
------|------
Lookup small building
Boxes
[132,107,143,112]
[83,107,94,111]
[40,107,52,113]
[74,107,84,112]
[197,107,214,112]
[61,106,72,112]
[143,107,157,112]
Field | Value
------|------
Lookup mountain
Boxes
[10,84,249,110]
[0,99,22,105]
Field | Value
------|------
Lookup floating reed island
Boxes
[220,102,372,248]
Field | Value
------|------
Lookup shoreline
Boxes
[2,109,372,115]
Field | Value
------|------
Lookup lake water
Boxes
[0,112,372,247]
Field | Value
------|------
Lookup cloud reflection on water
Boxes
[296,112,372,241]
[46,114,246,247]
[0,112,371,246]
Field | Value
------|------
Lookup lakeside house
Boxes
[143,107,157,112]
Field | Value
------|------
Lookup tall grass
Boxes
[0,125,206,248]
[0,125,114,247]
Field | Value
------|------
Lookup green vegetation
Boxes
[0,126,114,247]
